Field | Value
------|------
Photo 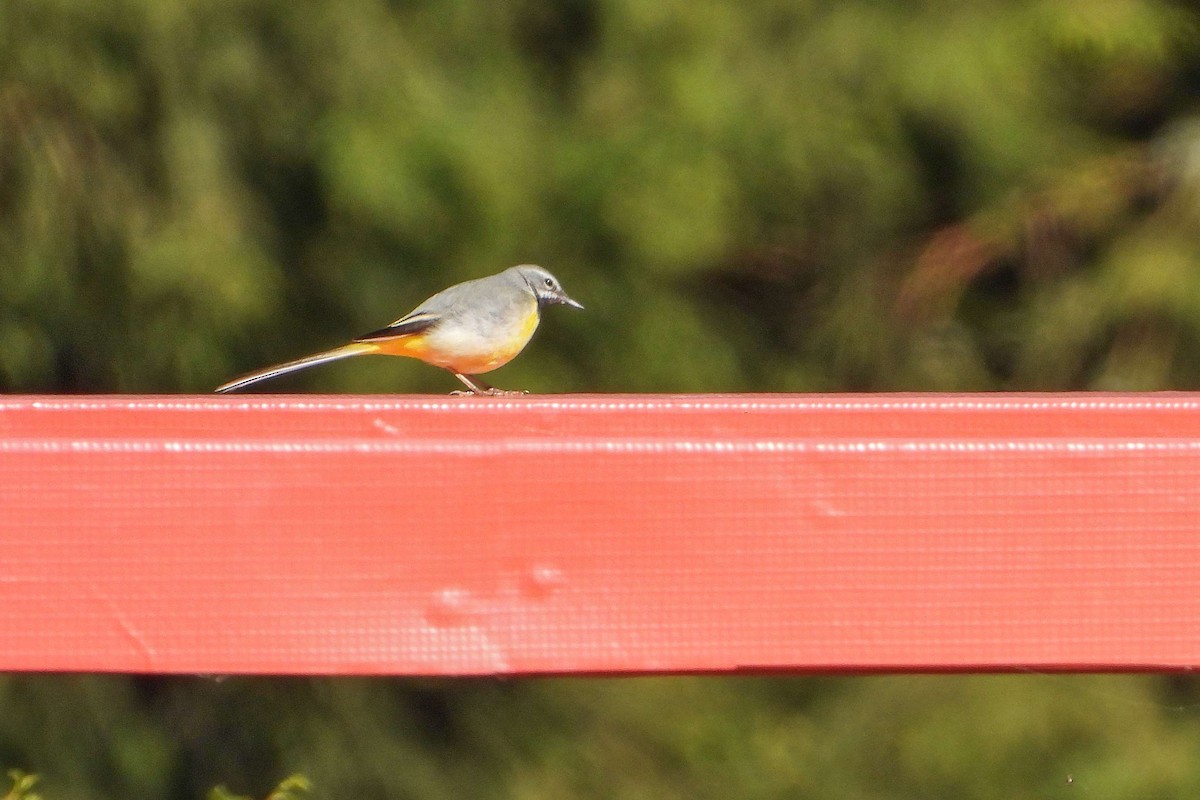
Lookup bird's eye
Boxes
[544,278,554,287]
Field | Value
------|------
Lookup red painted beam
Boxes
[1,393,1198,675]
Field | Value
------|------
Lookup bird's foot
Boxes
[449,388,528,397]
[450,372,529,396]
[449,388,529,397]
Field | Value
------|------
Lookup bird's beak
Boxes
[560,293,584,310]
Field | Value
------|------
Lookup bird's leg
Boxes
[450,372,489,395]
[450,372,527,397]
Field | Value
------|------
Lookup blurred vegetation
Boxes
[2,771,41,800]
[5,675,1200,798]
[5,0,1200,394]
[208,775,310,800]
[5,0,1200,797]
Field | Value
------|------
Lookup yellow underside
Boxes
[367,308,539,374]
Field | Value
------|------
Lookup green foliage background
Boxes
[4,0,1200,796]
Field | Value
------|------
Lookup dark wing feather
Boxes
[352,311,440,343]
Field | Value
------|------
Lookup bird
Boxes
[215,265,583,395]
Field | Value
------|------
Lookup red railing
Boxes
[2,394,1198,674]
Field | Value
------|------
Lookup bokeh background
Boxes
[5,0,1200,796]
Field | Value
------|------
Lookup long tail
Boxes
[215,342,377,393]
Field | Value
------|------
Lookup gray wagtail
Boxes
[215,265,582,395]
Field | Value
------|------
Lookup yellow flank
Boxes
[366,304,540,374]
[372,334,431,359]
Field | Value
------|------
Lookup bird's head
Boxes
[515,265,584,310]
